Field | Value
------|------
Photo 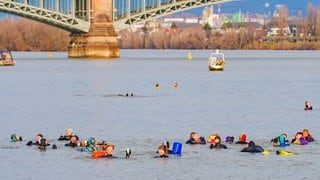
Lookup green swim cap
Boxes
[87,137,95,146]
[11,134,17,142]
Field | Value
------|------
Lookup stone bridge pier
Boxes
[68,0,119,58]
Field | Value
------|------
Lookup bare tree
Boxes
[315,7,320,36]
[278,5,289,36]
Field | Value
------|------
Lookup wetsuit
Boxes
[210,143,228,149]
[241,141,264,153]
[154,155,169,158]
[58,135,72,141]
[186,137,206,145]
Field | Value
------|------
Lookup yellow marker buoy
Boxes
[48,52,53,57]
[187,52,192,60]
[276,150,297,156]
[262,150,270,155]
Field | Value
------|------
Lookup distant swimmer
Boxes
[173,83,179,89]
[304,101,313,110]
[10,134,22,142]
[155,83,160,90]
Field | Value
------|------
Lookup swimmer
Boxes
[104,144,115,158]
[186,132,206,145]
[271,133,290,147]
[58,128,74,141]
[304,101,313,110]
[10,134,22,142]
[65,135,79,147]
[241,141,264,153]
[26,134,44,146]
[38,138,50,151]
[155,83,160,90]
[173,83,179,89]
[155,145,169,158]
[291,132,308,145]
[302,129,315,142]
[207,133,218,144]
[209,135,228,149]
[235,133,248,144]
[77,137,98,152]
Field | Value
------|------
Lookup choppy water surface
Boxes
[1,50,320,179]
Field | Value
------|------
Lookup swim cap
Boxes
[279,135,285,144]
[207,134,218,143]
[11,134,17,142]
[226,136,234,143]
[240,133,246,142]
[87,137,95,146]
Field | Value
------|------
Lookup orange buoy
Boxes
[91,151,106,159]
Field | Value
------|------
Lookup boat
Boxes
[208,49,225,71]
[0,50,15,66]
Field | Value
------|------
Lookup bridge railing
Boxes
[115,0,179,20]
[0,0,91,32]
[7,0,90,21]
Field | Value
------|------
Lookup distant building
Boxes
[202,6,222,29]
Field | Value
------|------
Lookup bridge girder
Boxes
[0,1,90,33]
[114,0,232,32]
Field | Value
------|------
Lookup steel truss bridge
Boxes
[0,0,231,33]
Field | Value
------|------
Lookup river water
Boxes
[1,50,320,179]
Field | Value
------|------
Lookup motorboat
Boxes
[208,49,225,71]
[0,50,15,66]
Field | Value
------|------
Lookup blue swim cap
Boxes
[279,135,285,144]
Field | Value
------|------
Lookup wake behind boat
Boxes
[208,49,225,71]
[0,50,15,66]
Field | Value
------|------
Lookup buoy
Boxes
[262,150,269,155]
[171,142,182,155]
[276,150,297,156]
[187,52,192,60]
[91,151,106,159]
[48,52,53,57]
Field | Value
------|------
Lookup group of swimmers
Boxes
[155,83,179,90]
[10,127,315,159]
[182,129,315,156]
